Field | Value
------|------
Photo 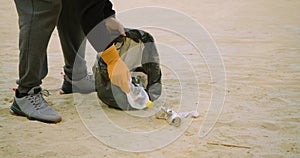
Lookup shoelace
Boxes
[26,90,50,110]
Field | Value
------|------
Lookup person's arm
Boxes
[103,0,115,19]
[79,0,125,51]
[79,0,115,36]
[103,1,126,37]
[78,0,129,93]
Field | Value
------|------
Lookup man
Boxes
[10,0,129,123]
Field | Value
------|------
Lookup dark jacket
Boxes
[78,0,115,35]
[76,0,116,52]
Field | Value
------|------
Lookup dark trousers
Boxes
[15,0,87,93]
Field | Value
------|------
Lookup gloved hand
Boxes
[101,45,130,93]
[105,17,126,37]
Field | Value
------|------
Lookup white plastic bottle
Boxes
[126,78,153,110]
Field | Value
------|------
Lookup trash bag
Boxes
[93,28,162,110]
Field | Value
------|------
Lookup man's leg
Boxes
[57,0,95,94]
[11,0,62,123]
[15,0,61,93]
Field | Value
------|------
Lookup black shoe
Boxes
[60,74,96,94]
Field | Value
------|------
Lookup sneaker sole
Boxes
[10,101,62,123]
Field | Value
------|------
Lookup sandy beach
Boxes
[0,0,299,157]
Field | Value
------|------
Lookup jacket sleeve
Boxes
[79,0,115,35]
[103,1,116,19]
[78,0,116,52]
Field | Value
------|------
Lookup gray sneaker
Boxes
[10,86,62,123]
[60,74,96,94]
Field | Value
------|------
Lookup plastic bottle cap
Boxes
[146,101,154,108]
